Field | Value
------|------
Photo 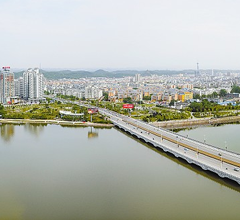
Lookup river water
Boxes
[0,123,240,220]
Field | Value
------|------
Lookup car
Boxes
[233,168,239,172]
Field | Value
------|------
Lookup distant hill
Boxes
[13,69,190,80]
[14,71,24,79]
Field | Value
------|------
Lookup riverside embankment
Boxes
[0,119,114,128]
[1,115,240,129]
[151,115,240,129]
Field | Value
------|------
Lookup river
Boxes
[0,123,240,220]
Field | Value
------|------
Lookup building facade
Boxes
[14,77,24,98]
[23,68,44,102]
[85,86,103,99]
[0,67,15,104]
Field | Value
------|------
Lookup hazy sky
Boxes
[1,0,240,70]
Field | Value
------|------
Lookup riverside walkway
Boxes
[99,108,240,185]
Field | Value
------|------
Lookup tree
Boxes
[103,92,109,101]
[193,94,201,99]
[123,97,133,103]
[143,96,151,100]
[201,94,206,99]
[212,91,218,98]
[0,104,5,117]
[169,100,175,106]
[219,89,227,97]
[231,84,240,93]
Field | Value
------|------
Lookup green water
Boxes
[0,123,240,220]
[178,124,240,153]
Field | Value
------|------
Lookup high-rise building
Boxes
[0,67,15,104]
[135,74,141,83]
[85,86,103,99]
[23,68,44,102]
[14,77,24,98]
[195,63,200,77]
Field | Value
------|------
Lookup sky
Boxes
[1,0,240,70]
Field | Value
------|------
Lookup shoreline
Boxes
[0,119,114,128]
[151,115,240,129]
[1,115,240,129]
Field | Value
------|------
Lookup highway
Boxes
[99,107,240,185]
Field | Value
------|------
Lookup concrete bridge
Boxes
[99,108,240,185]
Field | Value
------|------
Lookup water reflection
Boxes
[88,127,98,139]
[0,124,14,142]
[24,124,46,137]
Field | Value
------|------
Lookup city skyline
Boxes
[1,0,240,69]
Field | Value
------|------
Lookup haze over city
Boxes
[1,0,240,70]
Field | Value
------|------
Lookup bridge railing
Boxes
[133,116,240,157]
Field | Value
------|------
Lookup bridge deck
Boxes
[99,108,240,185]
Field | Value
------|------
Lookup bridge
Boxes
[99,108,240,185]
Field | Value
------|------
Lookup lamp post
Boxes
[196,145,199,159]
[219,153,222,169]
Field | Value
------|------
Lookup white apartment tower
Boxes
[0,67,15,104]
[135,74,141,83]
[85,86,103,99]
[23,68,44,102]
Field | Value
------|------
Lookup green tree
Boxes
[201,94,206,99]
[231,84,240,93]
[143,96,151,101]
[219,89,227,97]
[169,100,175,106]
[0,104,5,117]
[103,92,109,101]
[193,94,201,99]
[212,91,218,98]
[123,97,133,103]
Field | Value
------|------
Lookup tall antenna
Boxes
[195,62,200,77]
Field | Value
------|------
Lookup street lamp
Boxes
[219,153,223,169]
[196,146,199,159]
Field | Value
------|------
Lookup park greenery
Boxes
[0,102,110,124]
[188,99,240,118]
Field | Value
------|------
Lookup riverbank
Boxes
[0,119,114,128]
[2,115,240,129]
[151,115,240,129]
